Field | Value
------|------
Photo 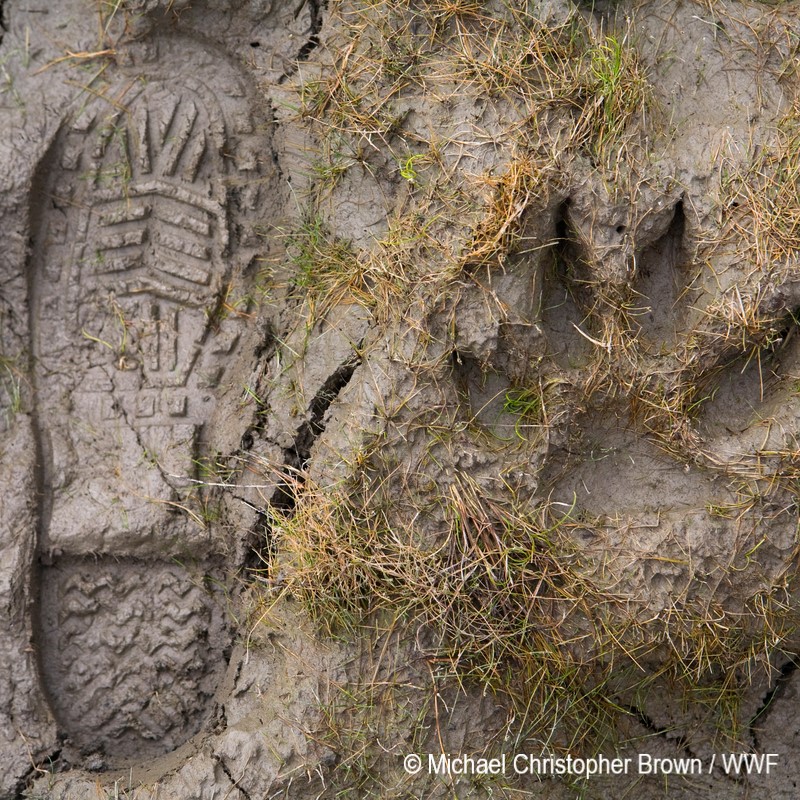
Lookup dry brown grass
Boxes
[714,99,800,272]
[257,443,800,753]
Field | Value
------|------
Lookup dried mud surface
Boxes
[3,0,800,798]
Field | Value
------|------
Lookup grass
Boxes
[308,644,433,798]
[584,32,652,160]
[666,97,800,420]
[503,385,544,439]
[717,99,800,270]
[397,152,427,184]
[286,0,654,320]
[262,441,800,759]
[286,215,364,302]
[1,360,23,423]
[271,468,622,747]
[238,0,800,793]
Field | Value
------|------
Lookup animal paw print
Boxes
[451,177,800,646]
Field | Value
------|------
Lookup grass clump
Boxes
[285,215,370,310]
[583,32,652,159]
[722,102,800,268]
[698,100,800,370]
[0,355,25,427]
[503,384,544,439]
[266,450,800,754]
[273,468,628,749]
[288,0,654,318]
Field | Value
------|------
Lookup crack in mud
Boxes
[268,106,286,188]
[624,704,721,775]
[238,492,273,575]
[21,749,62,797]
[750,656,799,752]
[627,703,748,786]
[216,754,253,800]
[244,354,361,573]
[625,704,690,749]
[295,0,323,62]
[271,354,361,511]
[278,0,325,84]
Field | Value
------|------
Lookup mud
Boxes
[3,0,800,799]
[38,559,230,765]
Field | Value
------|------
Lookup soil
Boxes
[3,0,800,798]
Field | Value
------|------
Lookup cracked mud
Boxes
[4,1,800,799]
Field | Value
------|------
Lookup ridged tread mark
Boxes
[30,43,266,515]
[112,369,186,495]
[35,89,236,433]
[28,35,275,767]
[39,559,228,761]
